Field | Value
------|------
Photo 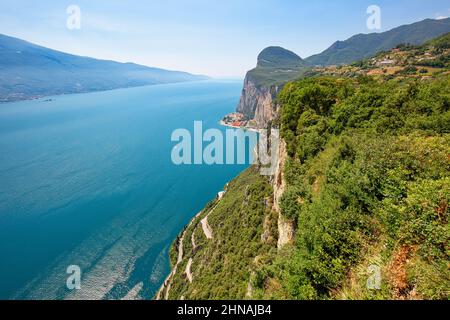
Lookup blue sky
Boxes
[0,0,449,77]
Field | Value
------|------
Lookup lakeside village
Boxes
[220,112,258,131]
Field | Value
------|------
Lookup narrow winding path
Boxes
[200,202,221,240]
[185,258,193,283]
[201,215,213,239]
[191,232,196,250]
[156,211,201,300]
[156,192,225,299]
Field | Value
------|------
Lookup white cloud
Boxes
[435,10,449,20]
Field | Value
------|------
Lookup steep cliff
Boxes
[236,76,279,128]
[236,47,307,128]
[272,140,295,249]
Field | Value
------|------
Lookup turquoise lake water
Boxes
[0,80,251,299]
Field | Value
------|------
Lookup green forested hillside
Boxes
[261,74,449,299]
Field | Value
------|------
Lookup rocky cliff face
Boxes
[272,140,295,249]
[237,69,295,248]
[236,75,279,128]
[236,46,305,128]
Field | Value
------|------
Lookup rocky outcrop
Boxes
[272,140,295,249]
[277,213,296,250]
[273,140,286,213]
[236,75,279,128]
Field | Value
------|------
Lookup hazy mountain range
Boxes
[0,34,208,102]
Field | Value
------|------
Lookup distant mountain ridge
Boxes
[0,34,208,102]
[306,18,450,66]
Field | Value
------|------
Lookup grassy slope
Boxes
[167,167,277,299]
[247,66,309,89]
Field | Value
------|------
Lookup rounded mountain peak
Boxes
[257,46,304,68]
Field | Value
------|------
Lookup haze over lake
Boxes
[0,80,251,299]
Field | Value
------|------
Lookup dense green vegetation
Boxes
[255,74,449,299]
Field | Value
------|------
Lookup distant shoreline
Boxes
[0,79,213,105]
